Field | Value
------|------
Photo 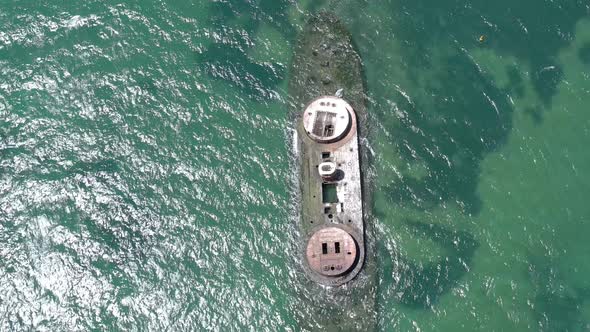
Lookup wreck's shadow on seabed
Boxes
[370,49,507,311]
[352,0,589,316]
[378,219,478,309]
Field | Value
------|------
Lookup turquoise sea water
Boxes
[1,0,590,330]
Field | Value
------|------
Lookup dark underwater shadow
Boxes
[316,0,590,230]
[192,0,357,103]
[527,254,590,331]
[195,44,286,101]
[377,219,478,309]
[579,42,590,65]
[381,50,513,216]
[348,0,590,319]
[192,0,298,101]
[339,0,588,220]
[390,0,587,109]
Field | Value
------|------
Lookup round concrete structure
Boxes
[306,226,358,277]
[318,161,337,180]
[302,96,352,143]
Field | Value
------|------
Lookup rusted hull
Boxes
[289,13,367,287]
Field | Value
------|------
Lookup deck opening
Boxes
[322,243,328,255]
[323,124,334,137]
[322,183,338,203]
[312,111,336,138]
[335,242,341,254]
[322,152,330,158]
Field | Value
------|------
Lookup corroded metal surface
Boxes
[297,95,364,286]
[306,227,357,276]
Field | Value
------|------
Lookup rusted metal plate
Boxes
[306,227,358,276]
[303,97,352,144]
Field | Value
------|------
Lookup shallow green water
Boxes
[1,0,589,330]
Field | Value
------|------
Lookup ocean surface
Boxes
[1,0,590,330]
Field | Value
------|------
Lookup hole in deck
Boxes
[322,183,338,203]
